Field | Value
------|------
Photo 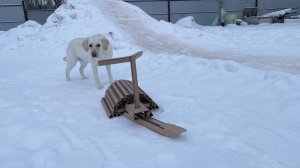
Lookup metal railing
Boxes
[23,0,63,10]
[0,0,62,24]
[0,3,26,24]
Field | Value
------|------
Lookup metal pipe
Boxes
[22,0,28,21]
[217,0,223,26]
[167,0,171,22]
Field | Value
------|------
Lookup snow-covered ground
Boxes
[0,0,300,168]
[95,0,300,74]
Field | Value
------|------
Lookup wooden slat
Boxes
[103,97,114,114]
[105,90,116,110]
[120,80,134,95]
[115,81,129,97]
[125,80,145,97]
[124,80,133,90]
[111,83,123,101]
[98,51,143,66]
[101,98,113,118]
[107,89,118,107]
[135,116,186,138]
[98,56,131,66]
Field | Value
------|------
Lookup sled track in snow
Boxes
[94,0,300,74]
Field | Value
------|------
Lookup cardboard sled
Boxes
[98,51,186,137]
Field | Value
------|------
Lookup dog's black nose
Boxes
[91,52,97,57]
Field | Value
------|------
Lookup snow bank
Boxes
[0,0,300,168]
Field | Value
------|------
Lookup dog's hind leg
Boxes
[79,60,88,79]
[106,65,114,84]
[65,57,77,81]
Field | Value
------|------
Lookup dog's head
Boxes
[82,35,109,58]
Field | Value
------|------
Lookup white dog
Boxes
[63,34,114,89]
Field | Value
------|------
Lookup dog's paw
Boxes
[66,78,72,81]
[96,84,104,90]
[81,76,88,80]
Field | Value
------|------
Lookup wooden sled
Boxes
[98,51,186,137]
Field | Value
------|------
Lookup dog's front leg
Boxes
[90,61,103,89]
[106,65,114,84]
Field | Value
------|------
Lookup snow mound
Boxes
[175,16,202,29]
[17,20,41,28]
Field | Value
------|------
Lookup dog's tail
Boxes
[63,56,67,62]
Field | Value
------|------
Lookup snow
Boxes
[92,0,300,74]
[175,16,202,29]
[291,15,300,18]
[0,0,300,168]
[262,8,292,17]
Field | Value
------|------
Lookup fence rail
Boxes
[0,4,23,6]
[124,0,217,22]
[0,0,60,28]
[125,0,220,23]
[0,2,25,27]
[23,0,63,10]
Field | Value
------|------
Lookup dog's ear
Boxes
[101,38,109,51]
[82,38,89,52]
